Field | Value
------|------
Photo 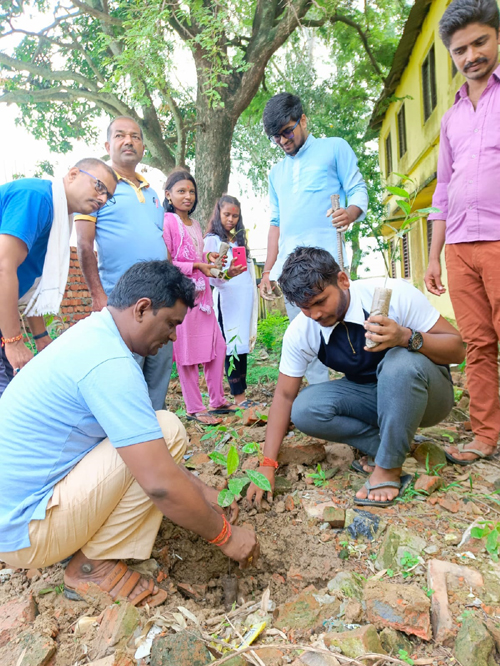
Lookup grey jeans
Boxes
[291,347,454,469]
[133,341,173,410]
[285,301,330,385]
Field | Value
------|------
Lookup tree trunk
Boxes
[194,100,236,228]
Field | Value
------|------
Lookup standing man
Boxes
[260,93,369,384]
[0,159,117,397]
[76,116,172,410]
[425,0,500,465]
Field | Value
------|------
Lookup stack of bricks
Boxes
[60,247,92,326]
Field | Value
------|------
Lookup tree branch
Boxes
[304,14,383,77]
[69,0,123,26]
[0,52,99,91]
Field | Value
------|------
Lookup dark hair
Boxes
[278,246,341,307]
[439,0,499,47]
[206,194,250,257]
[74,158,118,183]
[163,169,198,215]
[108,260,196,311]
[262,93,303,138]
[106,116,144,142]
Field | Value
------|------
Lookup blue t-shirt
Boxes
[0,308,163,552]
[268,135,368,279]
[75,174,166,295]
[0,179,53,298]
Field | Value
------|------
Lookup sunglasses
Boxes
[269,118,301,144]
[79,169,116,205]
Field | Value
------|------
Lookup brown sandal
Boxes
[64,561,167,608]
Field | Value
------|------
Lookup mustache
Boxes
[464,57,488,70]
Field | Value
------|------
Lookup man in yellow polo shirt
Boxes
[75,117,172,409]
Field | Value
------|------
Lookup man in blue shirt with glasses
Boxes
[259,93,368,384]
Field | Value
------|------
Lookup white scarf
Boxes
[19,178,73,317]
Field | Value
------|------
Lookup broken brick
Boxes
[438,497,460,513]
[364,580,432,640]
[274,585,340,631]
[322,506,345,528]
[414,474,442,494]
[177,583,206,601]
[92,602,140,659]
[0,594,37,647]
[324,624,385,658]
[278,439,326,466]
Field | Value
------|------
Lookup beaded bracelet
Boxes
[261,457,279,469]
[1,333,23,347]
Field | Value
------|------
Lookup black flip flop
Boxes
[351,457,375,476]
[354,474,414,508]
[208,405,241,414]
[445,443,496,466]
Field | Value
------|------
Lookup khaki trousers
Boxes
[1,411,187,569]
[446,242,500,445]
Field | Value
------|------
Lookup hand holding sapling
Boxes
[364,315,411,352]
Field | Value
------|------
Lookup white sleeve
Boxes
[203,234,220,255]
[279,316,322,377]
[389,280,440,332]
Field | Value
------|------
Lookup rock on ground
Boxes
[151,631,212,666]
[454,616,497,666]
[327,572,364,601]
[375,525,426,572]
[364,580,432,640]
[278,438,326,465]
[274,585,340,631]
[324,624,386,658]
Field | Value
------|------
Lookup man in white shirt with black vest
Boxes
[247,247,464,507]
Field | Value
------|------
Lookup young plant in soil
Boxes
[209,442,271,507]
[306,464,329,488]
[471,520,500,561]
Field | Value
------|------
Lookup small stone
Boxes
[151,631,211,666]
[444,533,460,545]
[454,616,496,666]
[414,474,442,494]
[301,496,338,521]
[324,624,386,658]
[321,506,344,528]
[278,439,326,466]
[242,407,268,426]
[346,509,381,541]
[284,494,295,511]
[177,582,205,601]
[8,631,57,666]
[413,441,447,470]
[186,452,210,466]
[424,544,440,555]
[26,569,41,581]
[375,526,426,572]
[427,559,484,645]
[438,497,460,513]
[275,500,286,513]
[274,585,340,630]
[364,580,432,640]
[0,595,37,646]
[92,602,140,659]
[327,572,364,601]
[379,627,413,655]
[274,476,293,496]
[344,599,363,623]
[320,532,332,542]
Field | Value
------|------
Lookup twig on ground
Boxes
[205,600,255,627]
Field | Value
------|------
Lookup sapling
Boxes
[209,444,271,507]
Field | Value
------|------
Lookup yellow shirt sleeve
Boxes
[74,214,97,223]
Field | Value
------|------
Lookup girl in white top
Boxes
[204,195,258,407]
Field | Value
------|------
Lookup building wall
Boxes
[377,0,469,320]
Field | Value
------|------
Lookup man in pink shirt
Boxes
[425,0,500,465]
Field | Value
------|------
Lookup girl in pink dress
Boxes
[162,170,236,425]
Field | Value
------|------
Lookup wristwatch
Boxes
[407,329,424,352]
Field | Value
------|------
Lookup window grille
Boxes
[385,133,393,177]
[397,104,407,158]
[422,45,437,121]
[402,234,411,278]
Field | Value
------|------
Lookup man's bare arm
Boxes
[75,220,108,311]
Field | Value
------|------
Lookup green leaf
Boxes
[471,526,488,539]
[226,445,239,476]
[217,489,235,507]
[228,477,249,496]
[246,469,272,492]
[242,442,260,454]
[486,528,499,555]
[387,185,410,198]
[209,452,227,466]
[396,199,412,216]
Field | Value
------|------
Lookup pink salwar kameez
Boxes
[163,212,227,414]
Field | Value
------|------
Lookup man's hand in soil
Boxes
[220,524,260,569]
[364,315,408,352]
[246,466,275,509]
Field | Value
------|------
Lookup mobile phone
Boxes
[232,246,247,270]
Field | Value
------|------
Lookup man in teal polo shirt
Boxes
[76,117,172,409]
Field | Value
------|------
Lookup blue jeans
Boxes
[291,347,454,469]
[133,342,173,410]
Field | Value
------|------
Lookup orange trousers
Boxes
[446,241,500,445]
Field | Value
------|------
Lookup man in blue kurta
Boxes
[0,159,117,397]
[259,93,368,384]
[75,116,172,410]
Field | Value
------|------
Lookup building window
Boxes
[385,133,393,177]
[397,104,407,158]
[427,219,433,257]
[402,234,411,278]
[422,44,437,122]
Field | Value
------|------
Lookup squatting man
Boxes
[0,261,259,607]
[247,247,465,508]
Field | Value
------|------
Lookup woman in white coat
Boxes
[204,195,258,407]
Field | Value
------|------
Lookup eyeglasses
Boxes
[79,169,116,205]
[269,118,301,145]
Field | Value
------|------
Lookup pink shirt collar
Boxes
[454,63,500,103]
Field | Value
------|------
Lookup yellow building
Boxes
[369,0,482,319]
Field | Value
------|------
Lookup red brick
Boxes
[364,580,432,640]
[0,595,37,646]
[414,474,443,494]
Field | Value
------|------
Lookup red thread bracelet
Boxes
[208,515,230,545]
[261,457,279,469]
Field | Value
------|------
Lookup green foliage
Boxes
[422,586,434,598]
[471,520,500,561]
[257,313,288,354]
[425,453,445,477]
[399,551,420,578]
[210,443,271,507]
[398,650,414,665]
[306,464,329,488]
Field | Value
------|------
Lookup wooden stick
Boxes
[330,194,344,271]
